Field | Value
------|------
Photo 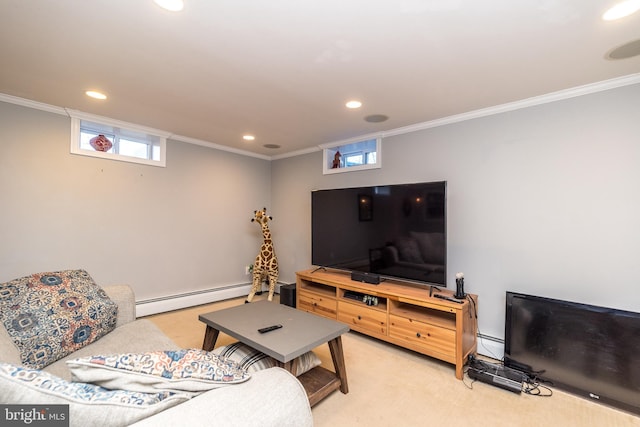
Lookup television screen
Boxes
[505,292,640,415]
[311,181,446,287]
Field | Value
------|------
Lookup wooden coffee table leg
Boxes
[328,336,348,394]
[202,325,220,351]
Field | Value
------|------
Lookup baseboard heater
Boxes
[135,281,291,317]
[136,283,253,317]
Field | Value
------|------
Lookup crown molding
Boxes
[2,73,639,161]
[380,73,640,139]
[170,134,271,160]
[270,145,319,160]
[274,73,640,159]
[0,93,268,160]
[0,93,67,115]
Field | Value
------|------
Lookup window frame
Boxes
[69,110,169,167]
[321,137,381,175]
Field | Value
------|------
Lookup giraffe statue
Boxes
[246,207,279,302]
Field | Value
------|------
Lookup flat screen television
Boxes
[311,181,446,287]
[504,291,640,415]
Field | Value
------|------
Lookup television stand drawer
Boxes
[298,291,337,319]
[389,314,455,358]
[338,301,387,335]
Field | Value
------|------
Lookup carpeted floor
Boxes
[146,294,640,427]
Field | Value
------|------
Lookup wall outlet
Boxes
[245,265,251,275]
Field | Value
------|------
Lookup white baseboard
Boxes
[136,284,252,317]
[476,334,505,361]
[135,282,289,317]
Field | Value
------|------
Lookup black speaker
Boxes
[279,283,296,308]
[454,276,466,299]
[350,271,381,285]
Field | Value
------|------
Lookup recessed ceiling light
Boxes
[85,90,107,100]
[243,135,255,141]
[602,0,640,20]
[154,0,184,12]
[345,100,362,109]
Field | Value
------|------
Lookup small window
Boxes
[69,110,168,167]
[322,138,381,174]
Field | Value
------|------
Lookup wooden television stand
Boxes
[296,268,478,380]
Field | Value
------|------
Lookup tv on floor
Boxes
[311,181,446,287]
[504,291,640,415]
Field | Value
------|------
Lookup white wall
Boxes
[0,101,272,310]
[272,83,640,353]
[2,82,639,335]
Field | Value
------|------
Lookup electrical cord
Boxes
[462,365,477,390]
[464,292,552,397]
[522,381,553,397]
[465,294,500,358]
[466,355,553,397]
[466,294,477,318]
[471,312,502,361]
[522,373,554,397]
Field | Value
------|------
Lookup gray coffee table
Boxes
[199,300,350,406]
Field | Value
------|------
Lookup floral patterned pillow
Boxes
[67,349,250,395]
[0,362,189,427]
[0,270,118,369]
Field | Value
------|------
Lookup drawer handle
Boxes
[313,302,317,307]
[416,332,421,338]
[357,315,362,320]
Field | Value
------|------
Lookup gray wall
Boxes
[0,101,271,301]
[272,83,640,344]
[2,82,639,341]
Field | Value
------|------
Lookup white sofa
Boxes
[0,284,313,427]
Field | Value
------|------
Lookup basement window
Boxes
[69,110,168,167]
[322,138,381,174]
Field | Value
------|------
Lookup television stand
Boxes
[296,268,478,380]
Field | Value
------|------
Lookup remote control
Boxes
[433,294,464,304]
[258,324,283,333]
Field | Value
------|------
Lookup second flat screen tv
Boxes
[311,181,446,287]
[504,292,640,415]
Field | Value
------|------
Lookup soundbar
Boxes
[350,271,381,285]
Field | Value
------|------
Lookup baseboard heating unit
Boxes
[467,359,526,394]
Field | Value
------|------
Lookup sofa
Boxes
[0,271,313,427]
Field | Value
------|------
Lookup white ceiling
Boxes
[1,1,639,158]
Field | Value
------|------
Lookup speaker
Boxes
[454,276,466,299]
[279,283,296,308]
[350,271,381,285]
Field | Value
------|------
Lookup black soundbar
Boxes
[350,271,380,285]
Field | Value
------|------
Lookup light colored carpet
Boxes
[146,295,640,427]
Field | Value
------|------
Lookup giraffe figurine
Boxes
[246,207,279,303]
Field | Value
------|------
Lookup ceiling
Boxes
[1,1,639,158]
